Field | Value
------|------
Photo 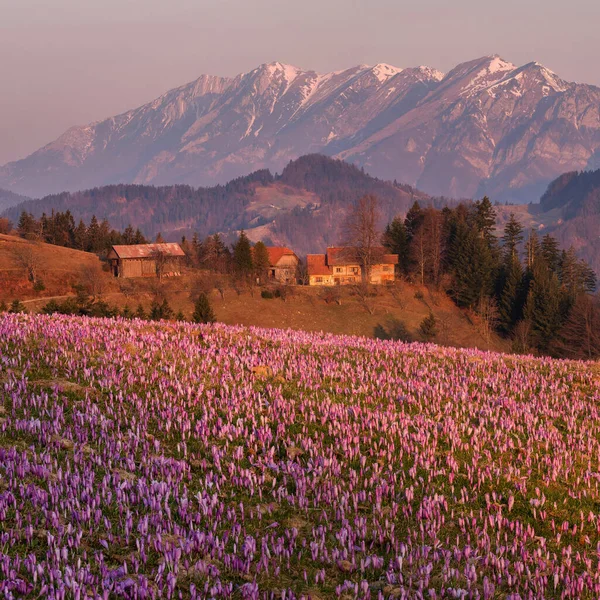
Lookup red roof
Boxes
[265,246,297,266]
[307,254,332,276]
[110,243,185,259]
[326,247,398,265]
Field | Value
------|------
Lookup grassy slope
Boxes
[0,315,598,596]
[0,234,507,351]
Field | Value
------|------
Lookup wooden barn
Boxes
[266,247,299,284]
[107,243,185,278]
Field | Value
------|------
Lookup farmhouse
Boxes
[266,247,299,283]
[107,243,185,278]
[307,247,398,286]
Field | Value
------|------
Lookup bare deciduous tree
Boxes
[353,281,376,315]
[79,263,106,300]
[341,194,384,283]
[477,296,499,342]
[388,278,406,309]
[13,246,41,283]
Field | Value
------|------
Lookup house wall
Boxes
[308,263,395,286]
[270,255,299,283]
[119,258,157,278]
[309,274,334,286]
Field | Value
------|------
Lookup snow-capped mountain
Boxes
[2,55,600,201]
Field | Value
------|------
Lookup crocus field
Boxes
[1,314,600,599]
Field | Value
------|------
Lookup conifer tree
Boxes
[121,304,133,319]
[175,310,186,322]
[192,293,216,324]
[525,262,562,352]
[252,241,270,282]
[473,196,497,251]
[135,303,146,320]
[501,213,524,261]
[233,230,253,277]
[541,234,560,274]
[497,255,524,333]
[383,217,410,274]
[87,216,100,252]
[404,202,424,240]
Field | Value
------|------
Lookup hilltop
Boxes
[3,155,435,255]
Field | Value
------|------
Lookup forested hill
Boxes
[536,169,600,274]
[3,155,436,254]
[0,188,29,212]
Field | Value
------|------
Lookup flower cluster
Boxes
[0,313,599,599]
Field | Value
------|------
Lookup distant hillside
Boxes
[3,155,436,255]
[537,170,600,274]
[0,188,29,213]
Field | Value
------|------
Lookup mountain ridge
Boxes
[1,55,600,201]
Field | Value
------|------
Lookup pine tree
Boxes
[87,216,100,252]
[121,304,133,319]
[474,196,497,251]
[133,229,145,244]
[0,300,7,312]
[233,230,253,277]
[155,232,165,243]
[404,202,423,240]
[497,255,524,333]
[541,234,560,274]
[18,212,37,237]
[192,293,216,324]
[501,213,524,261]
[175,310,186,322]
[149,300,162,321]
[383,217,410,274]
[74,219,88,250]
[525,262,562,352]
[9,299,27,314]
[135,303,146,320]
[159,299,173,320]
[123,225,135,245]
[449,221,494,308]
[253,241,270,282]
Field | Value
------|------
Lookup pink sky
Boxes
[1,0,599,165]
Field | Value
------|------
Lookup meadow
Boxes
[0,313,599,598]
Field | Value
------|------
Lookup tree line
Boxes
[16,210,147,253]
[382,198,599,358]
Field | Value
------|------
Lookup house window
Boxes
[335,267,343,273]
[316,277,323,283]
[382,265,390,272]
[351,267,359,274]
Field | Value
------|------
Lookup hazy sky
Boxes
[1,0,599,165]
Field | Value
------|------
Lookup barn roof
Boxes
[307,254,332,276]
[110,243,185,259]
[265,246,297,266]
[326,247,398,265]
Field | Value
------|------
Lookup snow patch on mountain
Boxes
[371,63,403,83]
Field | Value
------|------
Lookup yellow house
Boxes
[307,247,398,286]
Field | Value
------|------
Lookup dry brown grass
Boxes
[0,234,508,351]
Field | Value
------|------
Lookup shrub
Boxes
[41,300,61,315]
[135,304,147,320]
[33,279,46,292]
[121,304,134,319]
[374,318,412,342]
[261,290,274,299]
[0,300,7,313]
[9,299,27,314]
[414,290,425,301]
[192,293,216,324]
[420,312,438,341]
